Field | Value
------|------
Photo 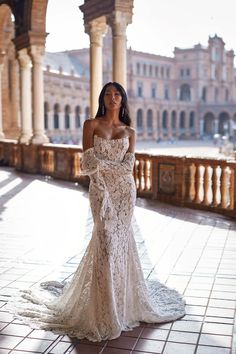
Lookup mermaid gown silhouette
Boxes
[9,134,185,341]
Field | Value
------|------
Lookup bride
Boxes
[9,82,185,341]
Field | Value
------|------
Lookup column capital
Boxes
[107,11,132,36]
[85,17,108,46]
[29,44,45,65]
[17,48,31,68]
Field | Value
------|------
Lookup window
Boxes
[180,112,185,129]
[137,82,143,97]
[147,109,153,131]
[143,64,147,76]
[137,109,143,131]
[151,83,156,98]
[190,112,195,129]
[75,106,81,128]
[136,63,140,75]
[53,103,60,129]
[162,111,168,129]
[180,84,191,101]
[155,66,159,77]
[202,87,207,102]
[164,85,169,100]
[65,105,70,129]
[149,65,153,76]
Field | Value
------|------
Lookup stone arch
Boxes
[180,84,191,101]
[218,111,230,135]
[31,0,49,33]
[203,112,215,136]
[0,4,13,49]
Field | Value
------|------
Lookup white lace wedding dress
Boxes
[9,135,185,341]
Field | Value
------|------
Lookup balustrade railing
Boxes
[0,140,235,218]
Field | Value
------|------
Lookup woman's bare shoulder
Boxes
[126,126,136,138]
[83,118,99,129]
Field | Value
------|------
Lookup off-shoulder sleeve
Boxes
[80,147,101,176]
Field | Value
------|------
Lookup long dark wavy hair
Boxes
[95,82,131,126]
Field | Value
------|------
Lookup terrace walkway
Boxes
[0,167,236,354]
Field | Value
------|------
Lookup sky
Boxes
[45,0,236,58]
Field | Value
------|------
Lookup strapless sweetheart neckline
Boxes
[94,134,129,141]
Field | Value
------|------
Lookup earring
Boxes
[102,105,105,115]
[122,107,125,117]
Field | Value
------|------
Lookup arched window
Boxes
[44,102,49,130]
[162,111,168,130]
[85,106,90,118]
[65,105,70,129]
[202,87,207,102]
[171,111,176,130]
[136,63,140,75]
[190,111,195,129]
[75,106,81,128]
[137,109,143,131]
[225,88,229,102]
[53,103,60,129]
[180,111,185,129]
[180,84,191,101]
[147,109,153,132]
[149,64,152,76]
[143,64,146,76]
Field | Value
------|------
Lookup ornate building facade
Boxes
[43,34,236,143]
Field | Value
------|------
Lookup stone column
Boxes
[167,111,172,139]
[185,111,190,137]
[17,48,32,143]
[9,59,20,135]
[0,51,5,139]
[108,11,132,89]
[86,17,107,118]
[29,45,49,144]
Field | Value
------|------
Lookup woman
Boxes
[9,82,185,341]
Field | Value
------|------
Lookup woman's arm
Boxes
[127,127,136,153]
[82,119,97,151]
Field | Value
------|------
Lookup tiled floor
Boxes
[0,167,236,354]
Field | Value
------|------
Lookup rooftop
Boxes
[0,167,236,354]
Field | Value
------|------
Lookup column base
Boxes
[30,133,49,145]
[18,133,32,144]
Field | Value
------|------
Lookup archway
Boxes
[219,112,230,135]
[203,112,215,136]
